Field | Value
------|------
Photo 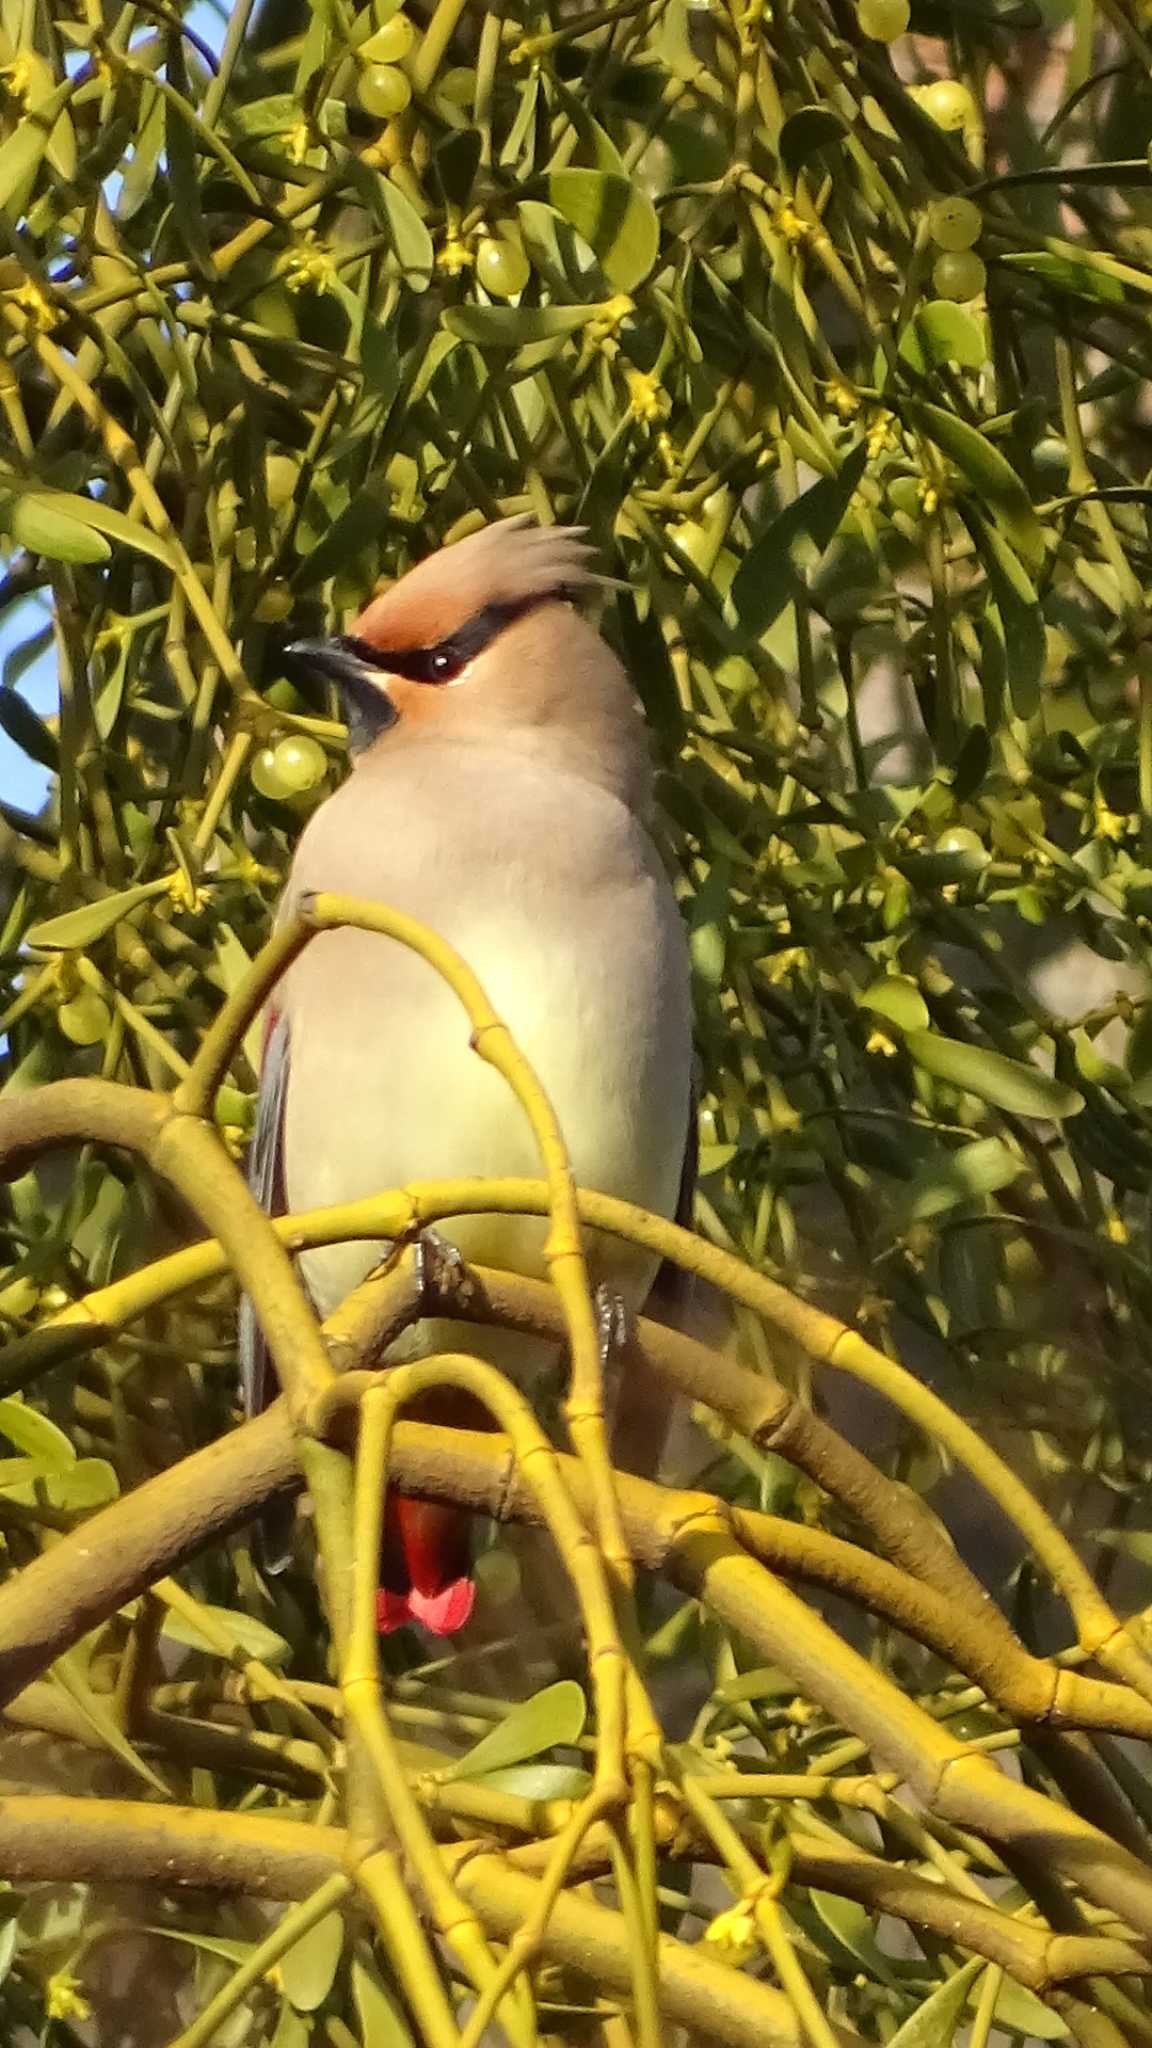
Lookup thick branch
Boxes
[0,1077,334,1424]
[0,1350,1148,1754]
[0,1402,289,1701]
[668,1523,1152,1942]
[425,1268,1121,1733]
[0,1797,808,2048]
[8,1169,1131,1721]
[0,1397,952,1706]
[2,1089,1139,1701]
[6,1464,1152,1955]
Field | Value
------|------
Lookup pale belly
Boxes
[279,764,692,1328]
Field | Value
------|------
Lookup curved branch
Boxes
[7,1243,1148,1747]
[3,1413,1152,1944]
[0,1343,1149,1755]
[667,1519,1152,1942]
[4,1095,1152,1943]
[0,1077,334,1425]
[7,1136,1133,1705]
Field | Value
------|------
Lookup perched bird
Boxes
[242,516,694,1632]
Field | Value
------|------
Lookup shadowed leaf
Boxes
[730,441,869,638]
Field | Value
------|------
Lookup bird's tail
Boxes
[375,1494,476,1635]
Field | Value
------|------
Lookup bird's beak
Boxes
[284,636,389,696]
[283,637,397,747]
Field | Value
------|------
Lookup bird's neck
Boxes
[358,607,658,814]
[371,714,653,814]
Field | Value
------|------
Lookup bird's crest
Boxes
[352,515,605,651]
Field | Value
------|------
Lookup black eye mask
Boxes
[332,592,558,686]
[283,590,571,752]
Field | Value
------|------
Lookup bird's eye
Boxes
[429,648,458,680]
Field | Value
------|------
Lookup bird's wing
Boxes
[239,1005,290,1419]
[650,1070,699,1316]
[677,1073,700,1232]
[608,1077,698,1484]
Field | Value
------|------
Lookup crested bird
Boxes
[242,515,695,1633]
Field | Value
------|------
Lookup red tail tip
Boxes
[376,1576,476,1636]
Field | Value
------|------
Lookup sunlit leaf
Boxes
[26,881,170,950]
[10,495,110,565]
[53,1645,170,1795]
[44,493,177,567]
[0,1457,119,1510]
[472,1763,592,1800]
[209,925,265,1073]
[441,1681,587,1782]
[550,83,625,172]
[999,249,1126,302]
[270,2004,311,2048]
[650,0,701,82]
[144,1927,252,1964]
[886,1957,985,2048]
[0,80,72,212]
[352,1949,416,2047]
[910,301,987,369]
[278,1910,345,2013]
[857,976,930,1032]
[1094,1529,1152,1564]
[548,170,659,291]
[905,1033,1084,1119]
[808,1891,899,1985]
[978,1978,1068,2039]
[905,1137,1024,1221]
[374,174,435,289]
[904,400,1045,569]
[0,1398,75,1468]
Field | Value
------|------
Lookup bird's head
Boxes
[283,516,649,800]
[285,517,605,748]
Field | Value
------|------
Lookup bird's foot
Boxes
[594,1281,676,1483]
[593,1280,634,1434]
[593,1280,632,1364]
[412,1228,476,1317]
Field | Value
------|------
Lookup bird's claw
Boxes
[413,1228,475,1315]
[592,1282,633,1439]
[593,1281,631,1366]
